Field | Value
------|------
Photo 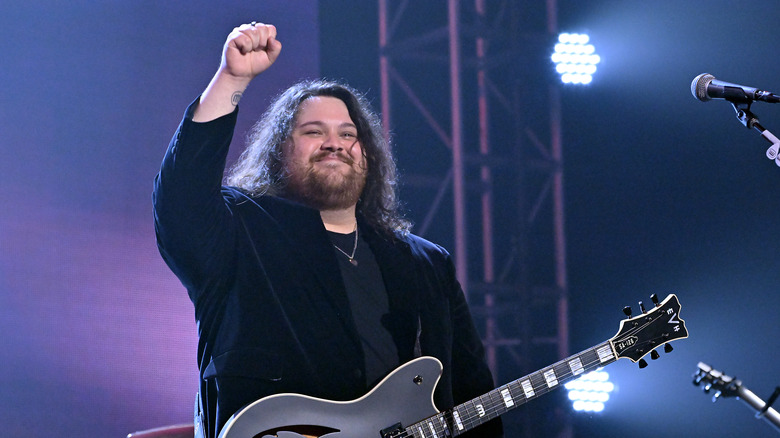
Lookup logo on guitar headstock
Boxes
[667,309,682,332]
[614,336,637,354]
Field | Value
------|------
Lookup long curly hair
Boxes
[226,79,410,236]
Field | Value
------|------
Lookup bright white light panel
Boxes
[552,33,600,85]
[564,368,615,412]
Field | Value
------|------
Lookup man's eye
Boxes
[304,130,322,136]
[342,132,357,138]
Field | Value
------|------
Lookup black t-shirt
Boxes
[328,230,399,387]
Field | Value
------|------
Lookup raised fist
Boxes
[220,22,282,80]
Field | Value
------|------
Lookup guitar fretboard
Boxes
[403,341,617,438]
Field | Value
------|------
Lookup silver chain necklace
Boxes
[332,223,359,266]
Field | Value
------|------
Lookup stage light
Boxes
[552,33,600,85]
[564,368,615,413]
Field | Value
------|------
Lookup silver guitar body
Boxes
[218,356,444,438]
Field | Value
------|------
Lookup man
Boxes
[153,22,503,438]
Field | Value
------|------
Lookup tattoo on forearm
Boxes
[231,91,243,106]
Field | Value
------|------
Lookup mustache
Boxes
[310,150,356,166]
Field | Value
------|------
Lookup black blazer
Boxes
[153,101,502,438]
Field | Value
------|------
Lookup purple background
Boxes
[0,2,319,436]
[2,1,780,437]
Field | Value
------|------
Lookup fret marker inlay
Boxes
[569,358,584,376]
[597,345,614,363]
[453,410,464,430]
[521,379,535,398]
[500,388,514,407]
[427,421,438,437]
[543,369,558,388]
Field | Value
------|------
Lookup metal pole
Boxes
[551,83,569,361]
[475,0,497,373]
[378,0,391,144]
[448,0,468,296]
[548,2,572,437]
[546,0,568,369]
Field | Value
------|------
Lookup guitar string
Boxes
[421,337,637,435]
[431,315,668,436]
[459,355,607,426]
[396,349,623,438]
[461,310,671,422]
[397,309,675,437]
[397,351,607,438]
[397,350,611,438]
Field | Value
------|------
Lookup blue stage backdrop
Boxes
[2,1,780,438]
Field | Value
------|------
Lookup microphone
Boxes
[690,73,780,104]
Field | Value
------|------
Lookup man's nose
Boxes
[321,132,343,151]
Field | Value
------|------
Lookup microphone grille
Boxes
[691,73,715,101]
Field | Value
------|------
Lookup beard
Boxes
[283,151,367,210]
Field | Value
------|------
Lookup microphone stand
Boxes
[731,101,780,166]
[694,362,780,434]
[733,383,780,434]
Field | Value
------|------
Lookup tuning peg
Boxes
[638,359,648,369]
[623,306,632,317]
[639,301,647,314]
[664,343,674,353]
[651,293,659,307]
[651,350,660,360]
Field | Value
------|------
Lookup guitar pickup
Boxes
[380,422,404,438]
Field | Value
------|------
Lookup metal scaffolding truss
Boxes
[378,1,571,436]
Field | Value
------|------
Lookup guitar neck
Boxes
[407,341,618,436]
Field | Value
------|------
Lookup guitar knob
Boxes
[664,343,674,353]
[651,350,660,360]
[639,301,647,314]
[651,294,659,307]
[638,359,648,369]
[623,306,632,317]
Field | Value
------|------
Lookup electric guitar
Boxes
[693,362,780,433]
[219,294,688,438]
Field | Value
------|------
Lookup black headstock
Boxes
[610,294,688,367]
